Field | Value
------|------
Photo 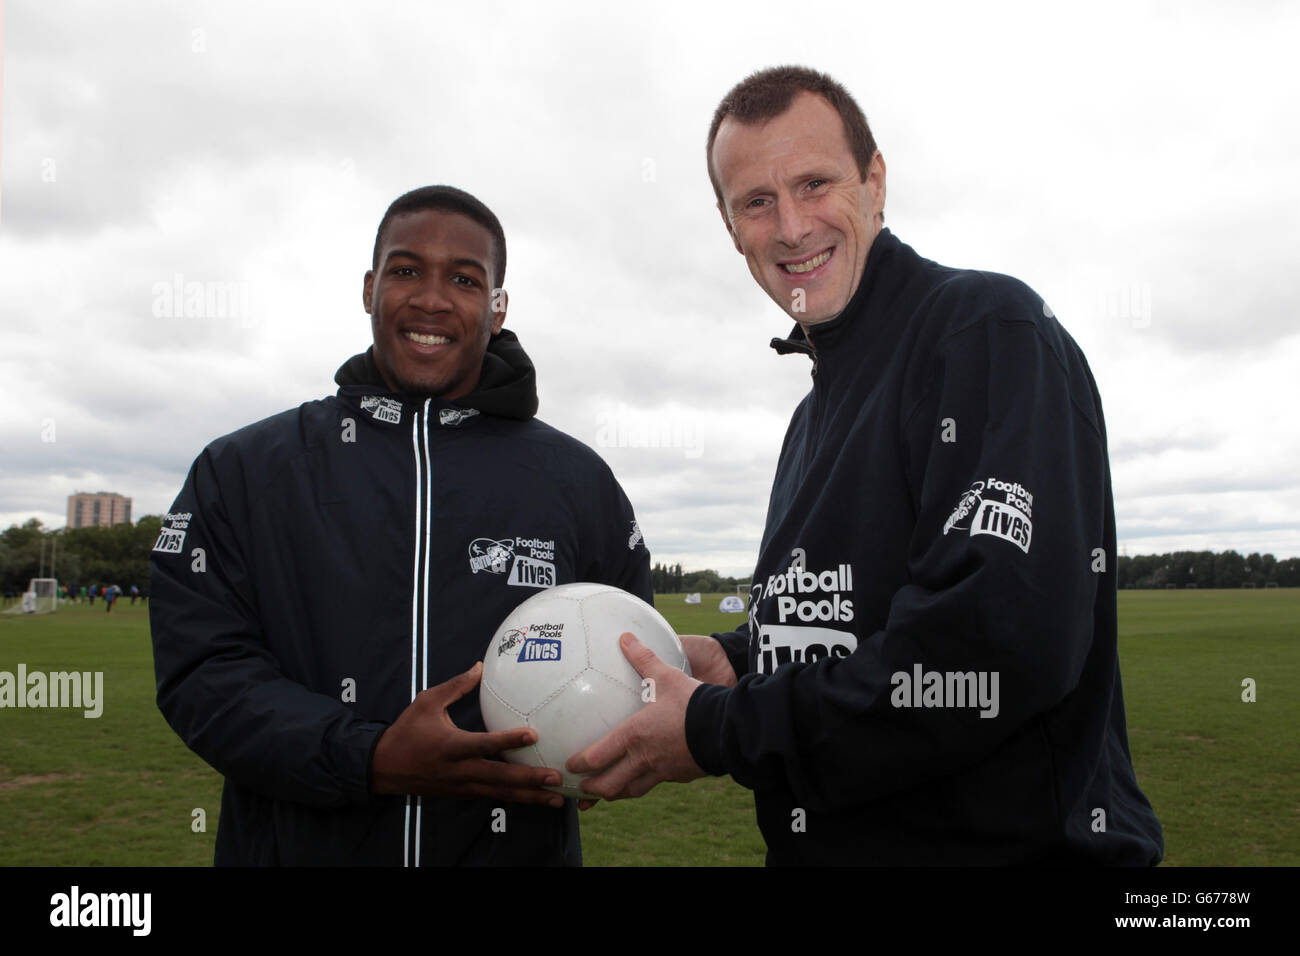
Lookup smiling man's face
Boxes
[363,209,506,399]
[712,91,885,327]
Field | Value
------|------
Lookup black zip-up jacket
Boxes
[685,230,1164,865]
[150,331,651,865]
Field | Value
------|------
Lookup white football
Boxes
[479,582,690,797]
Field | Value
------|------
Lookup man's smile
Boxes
[778,246,834,277]
[402,329,453,347]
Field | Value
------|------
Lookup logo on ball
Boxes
[479,583,691,797]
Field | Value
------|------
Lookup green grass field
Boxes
[0,590,1295,866]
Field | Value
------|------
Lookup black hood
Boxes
[333,328,539,421]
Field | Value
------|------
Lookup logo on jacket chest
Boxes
[468,535,557,589]
[750,548,859,674]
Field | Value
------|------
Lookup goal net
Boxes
[26,578,59,614]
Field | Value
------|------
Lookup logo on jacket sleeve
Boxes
[943,476,1033,553]
[360,396,402,425]
[468,535,557,589]
[627,520,643,551]
[152,512,192,554]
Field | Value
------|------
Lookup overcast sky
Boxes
[2,0,1297,576]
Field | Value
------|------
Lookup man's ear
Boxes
[868,151,887,226]
[363,270,375,314]
[490,288,508,334]
[719,203,743,255]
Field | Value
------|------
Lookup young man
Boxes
[150,186,651,865]
[569,67,1163,866]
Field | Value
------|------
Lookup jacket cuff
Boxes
[361,722,391,802]
[710,630,750,679]
[685,683,731,777]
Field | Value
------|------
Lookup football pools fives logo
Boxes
[943,476,1034,554]
[467,535,557,589]
[496,623,564,662]
[152,512,191,554]
[360,395,402,425]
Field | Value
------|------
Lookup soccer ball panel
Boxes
[580,589,689,681]
[529,668,643,797]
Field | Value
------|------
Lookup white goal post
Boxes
[26,578,59,614]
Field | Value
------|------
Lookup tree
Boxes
[0,519,47,591]
[1213,550,1246,589]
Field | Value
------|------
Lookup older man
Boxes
[570,66,1163,866]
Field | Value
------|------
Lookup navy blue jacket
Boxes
[685,231,1163,865]
[150,333,651,865]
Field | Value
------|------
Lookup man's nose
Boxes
[775,194,813,249]
[408,277,454,313]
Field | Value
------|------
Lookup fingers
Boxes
[565,723,625,777]
[619,632,666,678]
[431,757,566,806]
[454,724,539,759]
[425,660,485,709]
[576,756,657,802]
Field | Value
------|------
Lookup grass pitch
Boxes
[0,590,1295,866]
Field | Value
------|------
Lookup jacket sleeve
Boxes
[710,622,752,678]
[577,459,653,606]
[149,443,389,808]
[686,296,1109,812]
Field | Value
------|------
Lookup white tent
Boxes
[718,595,745,613]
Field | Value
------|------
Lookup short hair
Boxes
[706,65,878,211]
[371,185,507,288]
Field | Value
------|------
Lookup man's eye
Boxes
[453,274,479,287]
[392,266,416,276]
[746,197,768,209]
[807,179,827,191]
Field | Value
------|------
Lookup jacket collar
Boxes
[769,228,902,365]
[334,328,539,421]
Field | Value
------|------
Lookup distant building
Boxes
[67,492,132,529]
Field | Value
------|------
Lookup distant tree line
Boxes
[4,520,1292,596]
[651,561,748,594]
[0,516,162,594]
[650,552,1299,593]
[1118,550,1297,588]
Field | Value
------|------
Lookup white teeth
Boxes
[405,331,450,345]
[783,250,831,274]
